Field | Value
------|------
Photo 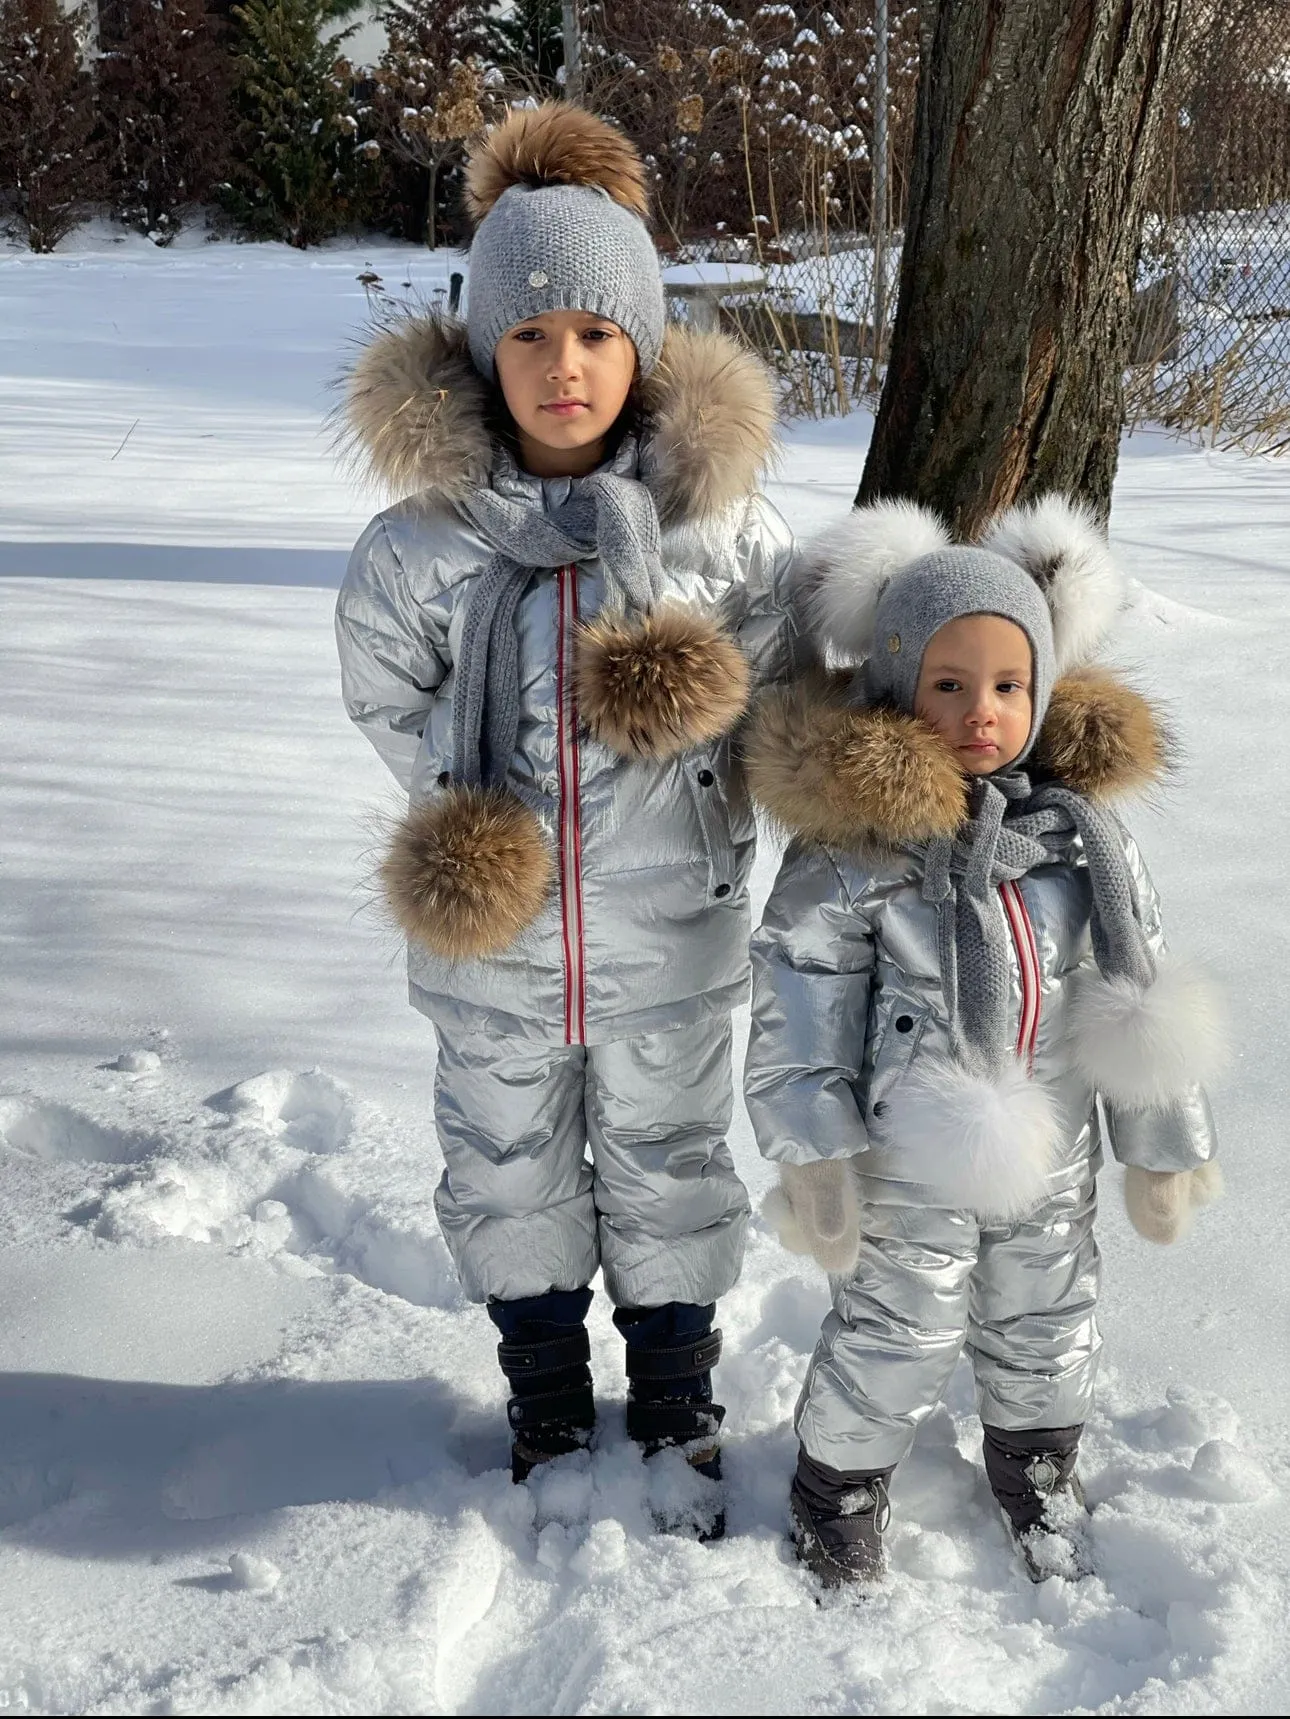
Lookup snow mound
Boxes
[207,1068,353,1154]
[1190,1439,1275,1503]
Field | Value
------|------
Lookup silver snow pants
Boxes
[432,1015,749,1306]
[797,1178,1102,1473]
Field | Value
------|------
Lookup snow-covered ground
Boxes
[1,232,1287,1716]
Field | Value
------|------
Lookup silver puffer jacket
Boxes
[743,673,1219,1203]
[336,314,800,1045]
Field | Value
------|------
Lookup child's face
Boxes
[913,614,1034,775]
[494,310,637,479]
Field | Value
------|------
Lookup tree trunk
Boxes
[858,0,1184,532]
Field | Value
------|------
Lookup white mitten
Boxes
[762,1159,862,1274]
[1124,1161,1224,1244]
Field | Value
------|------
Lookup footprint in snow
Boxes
[0,1096,160,1166]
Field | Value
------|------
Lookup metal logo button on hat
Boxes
[528,269,549,288]
[887,633,901,654]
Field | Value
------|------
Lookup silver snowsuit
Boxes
[336,315,800,1305]
[745,830,1218,1472]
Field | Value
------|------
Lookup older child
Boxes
[335,104,798,1522]
[743,498,1222,1583]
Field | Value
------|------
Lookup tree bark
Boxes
[859,0,1184,531]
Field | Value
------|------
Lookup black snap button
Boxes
[872,1101,888,1118]
[895,1014,914,1033]
[713,883,731,898]
[436,770,451,788]
[697,768,715,786]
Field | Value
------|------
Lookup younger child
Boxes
[335,104,798,1524]
[743,498,1222,1583]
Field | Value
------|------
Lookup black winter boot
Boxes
[615,1302,727,1540]
[489,1288,596,1484]
[983,1423,1090,1582]
[789,1446,894,1589]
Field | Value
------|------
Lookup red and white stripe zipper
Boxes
[999,879,1041,1070]
[555,564,587,1046]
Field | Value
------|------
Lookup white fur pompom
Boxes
[980,494,1124,671]
[1068,958,1227,1111]
[882,1057,1060,1223]
[804,499,951,663]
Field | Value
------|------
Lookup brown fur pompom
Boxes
[465,103,650,224]
[382,786,553,960]
[1036,669,1168,801]
[744,676,967,850]
[575,607,751,760]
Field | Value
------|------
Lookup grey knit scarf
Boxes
[449,440,665,789]
[918,772,1156,1077]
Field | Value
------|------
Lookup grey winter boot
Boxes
[789,1447,893,1589]
[983,1424,1090,1582]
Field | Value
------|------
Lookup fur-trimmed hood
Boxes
[743,666,1169,855]
[340,311,777,528]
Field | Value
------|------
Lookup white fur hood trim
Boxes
[1067,958,1227,1112]
[880,1057,1060,1223]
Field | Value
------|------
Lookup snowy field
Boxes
[1,231,1288,1716]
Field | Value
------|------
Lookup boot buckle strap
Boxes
[1024,1453,1064,1495]
[624,1329,723,1382]
[497,1327,591,1377]
[506,1383,595,1429]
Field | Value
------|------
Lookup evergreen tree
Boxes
[0,0,101,252]
[484,0,563,96]
[98,1,232,242]
[371,2,504,247]
[222,0,365,246]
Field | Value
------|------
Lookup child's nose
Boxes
[548,336,582,378]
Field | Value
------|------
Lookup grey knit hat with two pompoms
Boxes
[808,496,1127,765]
[463,103,667,380]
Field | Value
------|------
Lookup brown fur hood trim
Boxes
[576,606,751,760]
[465,103,650,225]
[382,786,553,960]
[744,667,1167,853]
[340,313,775,524]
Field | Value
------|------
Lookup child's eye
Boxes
[997,680,1027,694]
[934,679,961,694]
[583,327,615,342]
[513,328,542,342]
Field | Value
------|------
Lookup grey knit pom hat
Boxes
[865,547,1057,763]
[463,103,666,380]
[805,494,1127,763]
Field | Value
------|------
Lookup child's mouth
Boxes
[541,401,589,417]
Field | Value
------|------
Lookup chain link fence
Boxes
[1127,0,1290,450]
[588,1,1290,442]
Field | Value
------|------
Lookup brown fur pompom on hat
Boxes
[575,607,751,760]
[382,786,553,961]
[465,102,651,225]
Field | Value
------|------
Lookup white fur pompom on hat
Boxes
[797,491,1125,674]
[1067,958,1227,1111]
[880,1057,1060,1223]
[805,498,951,664]
[980,495,1124,672]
